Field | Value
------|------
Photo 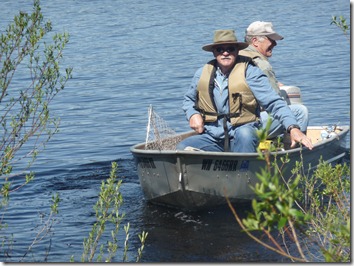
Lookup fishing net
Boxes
[145,105,182,150]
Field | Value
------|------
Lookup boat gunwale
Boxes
[130,125,349,156]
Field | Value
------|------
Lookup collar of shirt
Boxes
[214,67,229,93]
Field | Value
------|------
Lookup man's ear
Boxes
[251,37,259,47]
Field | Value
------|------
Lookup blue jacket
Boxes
[182,62,298,139]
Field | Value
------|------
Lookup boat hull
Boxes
[130,126,349,210]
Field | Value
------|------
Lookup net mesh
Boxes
[145,105,182,150]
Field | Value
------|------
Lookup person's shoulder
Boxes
[195,59,216,73]
[240,45,261,56]
[239,49,260,59]
[245,61,265,77]
[237,54,253,61]
[193,65,205,79]
[237,55,256,67]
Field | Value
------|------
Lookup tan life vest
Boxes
[195,56,259,126]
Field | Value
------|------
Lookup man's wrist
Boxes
[287,124,300,133]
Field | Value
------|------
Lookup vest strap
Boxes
[194,107,240,152]
[223,115,229,152]
[194,107,241,120]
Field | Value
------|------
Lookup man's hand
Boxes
[290,128,313,150]
[189,114,204,134]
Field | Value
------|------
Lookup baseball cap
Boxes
[246,21,283,40]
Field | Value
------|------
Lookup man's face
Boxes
[253,36,277,57]
[212,45,238,73]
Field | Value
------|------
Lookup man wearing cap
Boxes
[176,29,313,153]
[240,21,309,139]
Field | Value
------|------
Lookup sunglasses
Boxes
[214,46,236,53]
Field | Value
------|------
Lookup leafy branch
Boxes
[79,162,148,263]
[331,15,350,41]
[227,124,350,262]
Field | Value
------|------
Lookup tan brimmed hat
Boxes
[246,21,284,40]
[202,29,248,52]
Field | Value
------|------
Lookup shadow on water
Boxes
[137,202,291,263]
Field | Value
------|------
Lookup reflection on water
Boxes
[138,203,291,262]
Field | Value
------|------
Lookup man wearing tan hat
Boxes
[176,29,313,153]
[240,21,309,140]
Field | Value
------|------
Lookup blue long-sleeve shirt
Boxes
[182,62,298,139]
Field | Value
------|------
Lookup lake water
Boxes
[0,0,350,263]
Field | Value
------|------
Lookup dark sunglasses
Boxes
[214,46,236,53]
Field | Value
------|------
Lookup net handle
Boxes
[145,104,153,146]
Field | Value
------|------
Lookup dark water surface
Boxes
[0,0,350,262]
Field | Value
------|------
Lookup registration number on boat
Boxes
[201,159,238,171]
